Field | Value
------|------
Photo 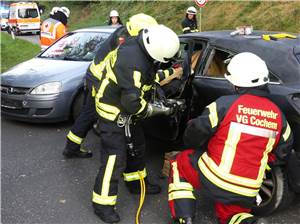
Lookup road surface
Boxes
[1,117,300,224]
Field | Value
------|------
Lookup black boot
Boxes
[126,178,161,194]
[63,140,92,158]
[93,205,120,223]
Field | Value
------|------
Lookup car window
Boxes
[269,72,281,83]
[1,12,9,19]
[203,48,231,78]
[39,31,111,61]
[18,8,38,18]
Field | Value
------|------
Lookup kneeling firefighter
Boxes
[91,25,180,223]
[63,14,158,158]
[167,52,293,224]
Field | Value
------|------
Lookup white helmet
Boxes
[186,6,197,15]
[142,25,180,63]
[50,7,59,15]
[59,7,70,18]
[110,10,119,17]
[225,52,269,87]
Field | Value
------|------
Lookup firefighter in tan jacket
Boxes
[40,7,70,50]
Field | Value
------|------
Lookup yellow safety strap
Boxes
[229,212,254,224]
[92,191,117,205]
[123,168,147,182]
[67,131,83,145]
[262,33,297,41]
[135,171,146,224]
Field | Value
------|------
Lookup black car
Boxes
[145,30,300,215]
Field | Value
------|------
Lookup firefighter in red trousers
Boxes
[168,52,294,224]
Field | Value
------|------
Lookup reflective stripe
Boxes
[96,108,118,121]
[155,73,160,83]
[91,86,96,97]
[207,102,218,128]
[199,154,259,197]
[229,212,253,224]
[231,122,278,138]
[190,29,199,33]
[202,152,262,188]
[168,190,196,201]
[283,122,291,141]
[142,84,152,92]
[101,155,116,196]
[219,123,242,172]
[90,61,105,81]
[257,137,276,181]
[67,131,83,145]
[92,191,117,205]
[105,62,117,84]
[136,98,147,115]
[133,71,142,88]
[96,78,110,99]
[172,162,180,184]
[98,103,120,116]
[182,27,191,32]
[168,182,193,193]
[123,168,147,182]
[164,69,171,78]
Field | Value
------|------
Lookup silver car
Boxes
[1,26,116,122]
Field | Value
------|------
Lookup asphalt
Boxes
[1,117,300,224]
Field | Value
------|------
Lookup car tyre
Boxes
[252,166,295,216]
[71,90,84,121]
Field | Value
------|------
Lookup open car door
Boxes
[190,46,236,117]
[143,39,193,141]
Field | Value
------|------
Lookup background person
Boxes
[40,6,70,50]
[167,52,293,224]
[108,9,123,26]
[181,6,198,34]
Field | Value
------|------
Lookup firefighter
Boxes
[181,6,198,34]
[63,14,182,159]
[91,25,180,223]
[40,6,70,51]
[108,10,123,26]
[168,52,293,224]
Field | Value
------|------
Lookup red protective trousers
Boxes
[168,149,251,224]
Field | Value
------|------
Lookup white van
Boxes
[8,2,41,34]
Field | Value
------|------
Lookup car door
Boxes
[143,38,207,142]
[191,46,236,116]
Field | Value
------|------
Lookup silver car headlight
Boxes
[30,82,61,95]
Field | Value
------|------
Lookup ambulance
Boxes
[8,2,41,34]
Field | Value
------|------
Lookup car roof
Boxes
[181,30,300,84]
[73,26,118,34]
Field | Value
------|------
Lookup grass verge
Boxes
[1,32,40,73]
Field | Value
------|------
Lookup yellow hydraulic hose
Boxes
[135,171,146,224]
